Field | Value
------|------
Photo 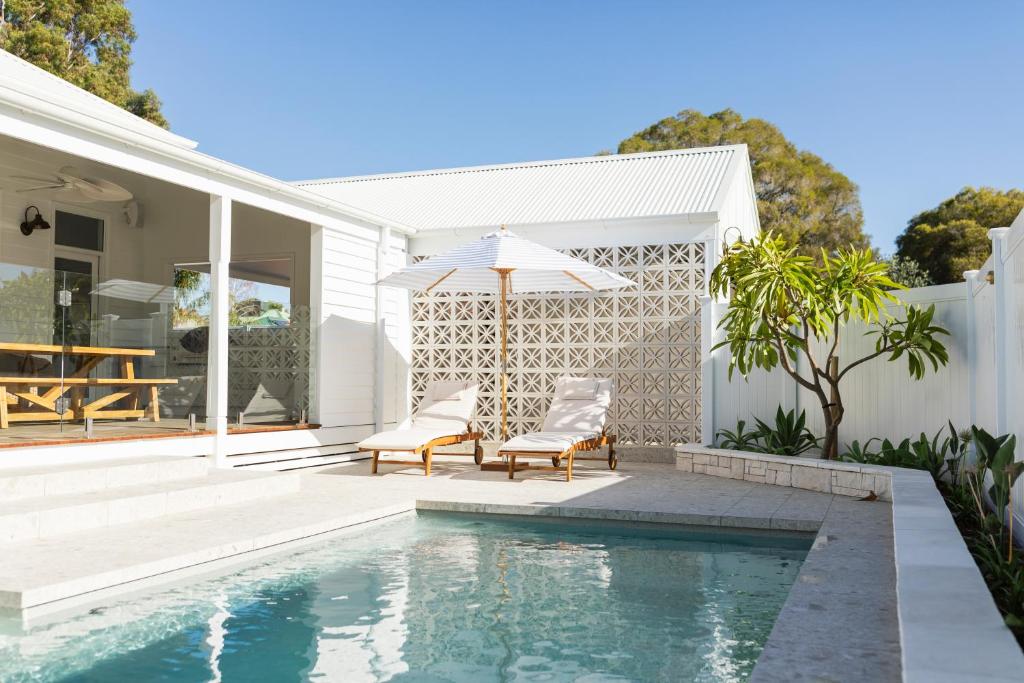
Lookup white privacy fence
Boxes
[706,208,1024,521]
[707,283,971,447]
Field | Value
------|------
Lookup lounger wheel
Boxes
[608,453,618,470]
[421,451,428,463]
[552,455,561,468]
[473,443,484,465]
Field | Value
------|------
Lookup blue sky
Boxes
[128,1,1023,252]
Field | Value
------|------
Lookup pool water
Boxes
[0,512,811,682]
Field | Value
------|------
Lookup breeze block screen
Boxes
[410,242,704,446]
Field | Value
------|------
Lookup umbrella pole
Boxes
[499,269,510,443]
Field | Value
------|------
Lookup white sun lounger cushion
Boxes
[555,377,598,400]
[358,427,468,451]
[358,380,479,450]
[541,377,612,434]
[500,431,599,453]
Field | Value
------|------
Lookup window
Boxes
[173,258,292,330]
[54,210,104,251]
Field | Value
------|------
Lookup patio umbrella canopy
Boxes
[379,226,633,443]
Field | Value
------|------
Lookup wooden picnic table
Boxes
[0,342,178,428]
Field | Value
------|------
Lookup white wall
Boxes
[314,218,409,436]
[710,283,971,448]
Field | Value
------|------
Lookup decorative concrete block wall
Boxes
[411,242,705,444]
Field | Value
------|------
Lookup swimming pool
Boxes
[0,512,811,682]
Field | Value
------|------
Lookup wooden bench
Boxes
[0,343,178,428]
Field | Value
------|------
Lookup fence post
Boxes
[701,236,721,445]
[989,228,1011,435]
[963,270,980,433]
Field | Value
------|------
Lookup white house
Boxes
[0,49,759,469]
[298,150,759,453]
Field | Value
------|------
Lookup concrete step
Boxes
[0,469,300,544]
[229,445,364,470]
[0,457,209,502]
[0,474,412,611]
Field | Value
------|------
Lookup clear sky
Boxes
[127,1,1023,252]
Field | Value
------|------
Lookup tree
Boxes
[895,187,1024,284]
[617,109,867,256]
[0,0,167,128]
[880,255,932,289]
[710,233,950,460]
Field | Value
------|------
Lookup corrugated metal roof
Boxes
[0,48,197,150]
[296,146,745,231]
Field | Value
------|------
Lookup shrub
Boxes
[717,406,818,456]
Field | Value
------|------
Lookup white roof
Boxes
[0,49,415,233]
[0,48,196,150]
[296,145,749,231]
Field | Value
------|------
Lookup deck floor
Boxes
[0,419,314,448]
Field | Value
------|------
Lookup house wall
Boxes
[314,219,409,434]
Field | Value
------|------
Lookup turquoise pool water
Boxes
[0,512,811,682]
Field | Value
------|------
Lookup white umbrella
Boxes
[380,226,634,442]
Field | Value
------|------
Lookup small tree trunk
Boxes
[825,357,840,460]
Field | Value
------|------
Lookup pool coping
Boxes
[675,445,1024,683]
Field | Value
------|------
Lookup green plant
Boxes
[841,423,967,481]
[752,406,819,456]
[710,232,950,459]
[716,419,762,451]
[970,427,1024,533]
[717,406,819,456]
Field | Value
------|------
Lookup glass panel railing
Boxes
[227,305,315,430]
[0,261,210,442]
[175,260,315,431]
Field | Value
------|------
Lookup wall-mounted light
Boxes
[722,226,743,253]
[19,206,50,236]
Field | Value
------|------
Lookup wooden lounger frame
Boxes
[361,429,484,477]
[497,432,617,482]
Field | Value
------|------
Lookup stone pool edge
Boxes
[675,444,1024,683]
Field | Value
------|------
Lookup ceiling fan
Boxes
[8,166,133,203]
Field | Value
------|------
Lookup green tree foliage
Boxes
[710,233,949,459]
[881,255,932,289]
[617,109,867,256]
[896,187,1024,284]
[0,0,167,127]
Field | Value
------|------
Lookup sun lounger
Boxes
[358,380,482,476]
[498,376,617,481]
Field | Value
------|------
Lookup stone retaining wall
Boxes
[675,444,893,501]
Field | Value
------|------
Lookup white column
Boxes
[989,227,1011,434]
[207,195,232,466]
[700,236,720,445]
[374,226,391,433]
[963,269,980,434]
[309,224,325,425]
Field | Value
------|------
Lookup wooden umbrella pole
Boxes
[499,269,510,443]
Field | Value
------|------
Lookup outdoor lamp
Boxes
[20,206,50,236]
